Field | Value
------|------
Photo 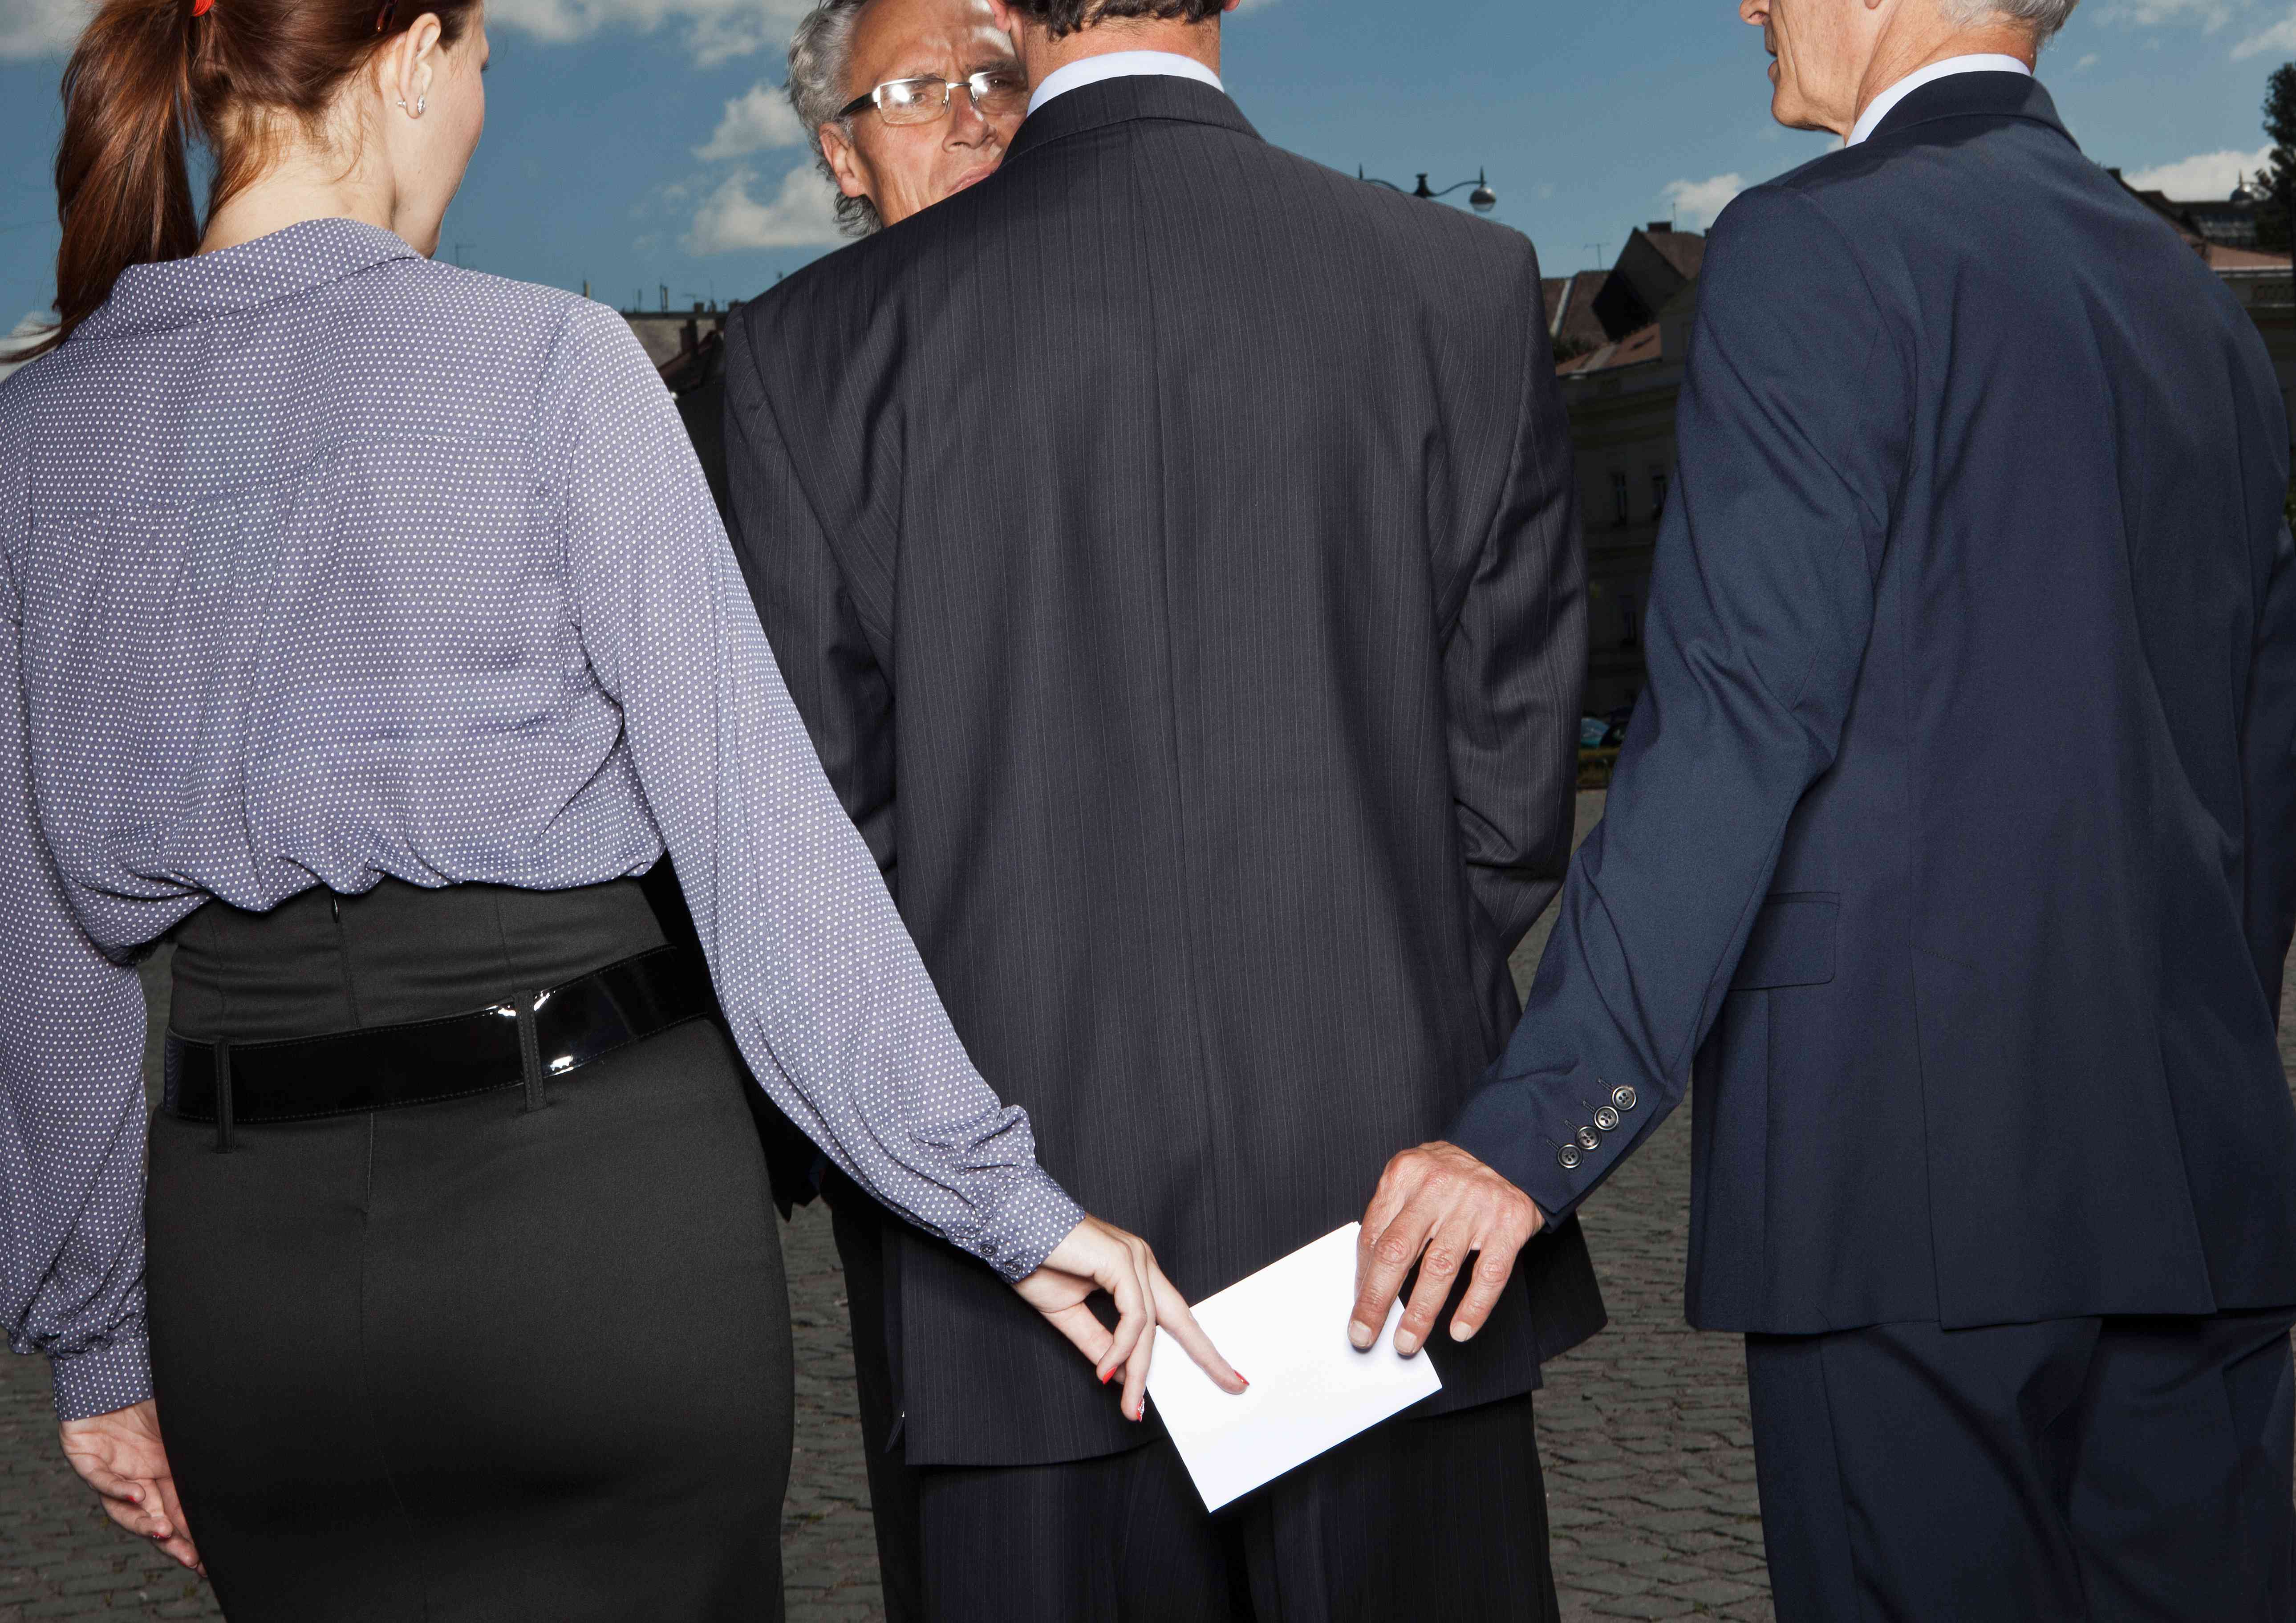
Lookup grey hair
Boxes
[788,0,880,238]
[1941,0,2080,41]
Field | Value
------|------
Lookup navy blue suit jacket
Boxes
[1450,73,2296,1333]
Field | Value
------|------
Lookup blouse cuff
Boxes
[49,1318,154,1423]
[970,1165,1087,1282]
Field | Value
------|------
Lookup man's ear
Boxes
[819,127,871,202]
[984,0,1021,32]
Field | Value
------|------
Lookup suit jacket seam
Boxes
[1446,243,1544,636]
[1870,106,2076,151]
[1006,108,1258,172]
[731,311,897,657]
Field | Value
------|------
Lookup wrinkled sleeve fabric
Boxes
[2245,520,2296,1019]
[1443,242,1588,955]
[719,315,899,882]
[1446,188,1910,1220]
[538,300,1082,1280]
[0,426,154,1420]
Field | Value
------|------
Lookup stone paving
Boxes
[2,789,2291,1621]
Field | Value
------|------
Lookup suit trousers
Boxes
[1745,1310,2296,1623]
[823,1175,926,1623]
[911,1394,1558,1623]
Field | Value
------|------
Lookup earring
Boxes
[396,94,425,116]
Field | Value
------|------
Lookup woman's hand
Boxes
[58,1400,201,1574]
[1011,1215,1247,1424]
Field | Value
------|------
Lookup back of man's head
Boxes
[1940,0,2078,39]
[999,0,1224,40]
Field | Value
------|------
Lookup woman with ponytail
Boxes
[0,2,1239,1615]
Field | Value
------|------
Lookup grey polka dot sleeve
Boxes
[0,221,1083,1422]
[539,299,1087,1282]
[0,416,154,1424]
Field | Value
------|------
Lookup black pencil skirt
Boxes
[144,880,795,1622]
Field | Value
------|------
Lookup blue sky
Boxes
[3,0,2292,329]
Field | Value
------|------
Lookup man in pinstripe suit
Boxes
[723,1,1601,1615]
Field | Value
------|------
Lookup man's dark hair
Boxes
[1001,0,1225,40]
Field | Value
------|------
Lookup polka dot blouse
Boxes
[0,219,1084,1422]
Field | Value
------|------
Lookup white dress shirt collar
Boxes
[1027,49,1225,116]
[1847,53,2032,147]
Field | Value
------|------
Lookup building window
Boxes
[1650,467,1669,517]
[1610,470,1630,526]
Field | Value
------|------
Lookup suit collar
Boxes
[1867,70,2076,150]
[1006,73,1258,166]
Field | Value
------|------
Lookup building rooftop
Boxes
[1557,321,1663,377]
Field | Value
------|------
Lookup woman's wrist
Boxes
[48,1320,152,1423]
[972,1164,1087,1282]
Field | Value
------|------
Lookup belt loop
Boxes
[214,1039,235,1154]
[515,994,548,1113]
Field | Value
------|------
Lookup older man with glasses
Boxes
[792,0,1030,235]
[678,0,1024,520]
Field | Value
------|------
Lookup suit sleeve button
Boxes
[1611,1085,1638,1112]
[1558,1145,1582,1171]
[1575,1125,1601,1151]
[1594,1106,1621,1132]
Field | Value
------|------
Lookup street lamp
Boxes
[1358,166,1499,215]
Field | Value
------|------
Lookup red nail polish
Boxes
[1099,1370,1112,1385]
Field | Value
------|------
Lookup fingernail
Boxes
[1396,1332,1420,1356]
[1452,1321,1477,1343]
[1348,1322,1375,1350]
[1099,1370,1112,1385]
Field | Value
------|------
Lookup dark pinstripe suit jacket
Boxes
[723,75,1606,1469]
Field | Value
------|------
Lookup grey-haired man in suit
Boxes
[1354,0,2296,1617]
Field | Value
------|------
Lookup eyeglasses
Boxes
[838,69,1029,126]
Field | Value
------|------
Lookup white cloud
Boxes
[2077,50,2102,66]
[2107,0,2241,30]
[2234,5,2296,54]
[487,0,812,66]
[696,82,809,161]
[0,0,87,59]
[683,164,843,253]
[2120,145,2272,194]
[1661,173,1744,231]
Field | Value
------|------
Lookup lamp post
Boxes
[1357,166,1499,215]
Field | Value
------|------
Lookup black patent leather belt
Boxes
[161,946,715,1127]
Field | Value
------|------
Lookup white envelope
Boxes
[1145,1223,1444,1511]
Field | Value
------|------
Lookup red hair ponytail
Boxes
[48,0,200,351]
[41,0,480,353]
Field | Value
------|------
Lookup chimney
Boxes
[1647,220,1673,233]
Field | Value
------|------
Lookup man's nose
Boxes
[947,92,992,146]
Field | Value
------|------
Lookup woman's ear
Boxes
[387,14,445,115]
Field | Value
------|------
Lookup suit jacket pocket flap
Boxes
[1730,894,1840,990]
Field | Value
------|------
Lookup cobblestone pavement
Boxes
[4,790,2292,1621]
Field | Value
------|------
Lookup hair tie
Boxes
[375,0,396,31]
[191,0,214,16]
